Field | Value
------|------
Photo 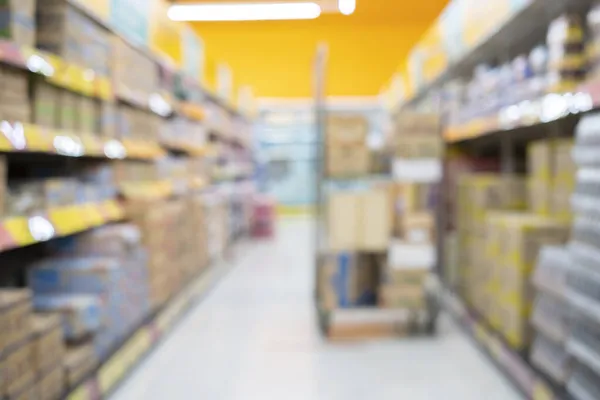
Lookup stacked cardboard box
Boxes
[392,112,443,160]
[117,104,161,141]
[112,37,157,101]
[36,1,111,75]
[326,187,391,252]
[485,214,570,349]
[456,174,526,311]
[0,289,34,399]
[28,224,151,360]
[31,314,66,400]
[0,65,30,123]
[325,115,370,178]
[0,0,36,47]
[527,139,576,220]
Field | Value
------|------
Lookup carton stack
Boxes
[28,224,151,360]
[36,1,111,76]
[112,37,158,101]
[31,315,66,400]
[0,289,35,399]
[379,112,443,313]
[325,115,370,178]
[527,139,576,220]
[456,174,526,310]
[485,214,570,349]
[0,65,31,123]
[0,0,36,47]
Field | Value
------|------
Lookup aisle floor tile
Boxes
[111,219,523,400]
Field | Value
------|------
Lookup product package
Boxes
[32,294,102,340]
[0,289,32,353]
[30,314,65,373]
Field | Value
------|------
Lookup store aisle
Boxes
[112,219,522,400]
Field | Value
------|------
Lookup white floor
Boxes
[112,218,523,400]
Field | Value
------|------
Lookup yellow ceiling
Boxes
[179,0,450,98]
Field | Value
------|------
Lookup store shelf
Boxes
[444,91,594,143]
[0,200,123,253]
[160,140,208,157]
[0,123,165,160]
[442,289,565,400]
[65,259,231,400]
[401,0,590,111]
[0,40,112,101]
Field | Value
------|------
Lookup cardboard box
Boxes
[0,0,36,47]
[528,140,553,181]
[327,309,410,341]
[31,315,65,374]
[79,96,98,134]
[32,80,59,128]
[37,366,64,400]
[327,189,390,252]
[326,147,370,178]
[527,179,552,215]
[319,253,378,310]
[553,139,576,188]
[379,284,426,309]
[0,289,32,353]
[58,90,78,131]
[394,136,444,159]
[499,303,532,349]
[2,338,34,398]
[327,192,360,251]
[551,189,573,220]
[401,212,435,243]
[63,344,98,388]
[382,268,429,286]
[326,115,368,146]
[359,189,391,251]
[394,112,440,136]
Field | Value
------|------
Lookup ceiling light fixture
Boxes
[338,0,355,15]
[168,2,322,22]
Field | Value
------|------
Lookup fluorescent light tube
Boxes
[168,2,322,22]
[338,0,355,15]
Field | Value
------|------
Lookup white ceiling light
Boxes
[168,2,322,22]
[338,0,355,15]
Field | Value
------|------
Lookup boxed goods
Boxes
[394,112,439,137]
[394,136,444,159]
[31,79,59,128]
[547,13,586,93]
[327,188,391,251]
[400,212,435,244]
[36,3,111,75]
[112,37,157,100]
[528,140,554,181]
[57,89,78,131]
[78,96,98,134]
[42,178,78,207]
[325,115,368,146]
[2,338,34,398]
[0,0,36,47]
[0,289,32,353]
[327,309,411,340]
[63,344,98,388]
[31,294,102,340]
[0,66,30,123]
[527,179,552,215]
[326,147,370,178]
[379,284,425,309]
[37,366,64,400]
[318,253,378,310]
[11,382,38,400]
[28,257,121,294]
[30,314,65,373]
